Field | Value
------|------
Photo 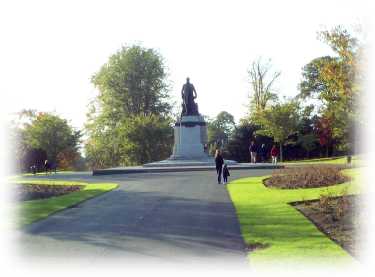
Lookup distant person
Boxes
[259,144,267,163]
[223,163,230,184]
[271,145,279,164]
[215,149,224,184]
[30,165,37,175]
[44,159,51,175]
[249,141,257,163]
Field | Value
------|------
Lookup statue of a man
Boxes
[181,77,199,116]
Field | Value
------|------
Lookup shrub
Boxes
[264,165,350,189]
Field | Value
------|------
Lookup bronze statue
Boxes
[181,77,199,116]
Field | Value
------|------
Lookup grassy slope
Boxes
[227,168,361,266]
[13,179,118,227]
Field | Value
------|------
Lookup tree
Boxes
[298,26,361,152]
[207,111,236,151]
[91,45,171,118]
[297,134,317,159]
[248,57,280,114]
[16,112,82,170]
[118,115,173,165]
[254,101,301,162]
[224,120,257,162]
[85,45,173,167]
[314,116,334,157]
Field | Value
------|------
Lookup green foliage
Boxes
[207,111,236,151]
[91,45,171,118]
[85,45,173,168]
[297,134,318,158]
[14,112,82,171]
[85,113,173,168]
[253,101,300,161]
[225,121,257,162]
[299,26,361,152]
[118,115,173,165]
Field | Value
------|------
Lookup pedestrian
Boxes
[215,149,224,184]
[249,141,257,163]
[223,163,230,184]
[271,144,279,164]
[30,165,37,175]
[44,159,51,175]
[259,143,267,163]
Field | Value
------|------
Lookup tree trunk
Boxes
[279,143,283,162]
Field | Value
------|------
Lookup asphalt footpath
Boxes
[15,169,273,266]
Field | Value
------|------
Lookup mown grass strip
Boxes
[284,155,362,166]
[13,179,118,227]
[227,168,361,266]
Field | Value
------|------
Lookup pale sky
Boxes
[0,0,370,130]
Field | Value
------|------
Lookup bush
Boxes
[264,165,350,189]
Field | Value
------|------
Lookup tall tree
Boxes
[248,57,280,114]
[85,45,173,168]
[207,111,236,151]
[22,112,81,169]
[299,26,361,152]
[314,116,334,157]
[225,120,258,162]
[92,45,171,118]
[118,115,173,165]
[254,101,301,162]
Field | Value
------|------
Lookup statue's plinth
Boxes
[143,115,237,167]
[170,115,208,160]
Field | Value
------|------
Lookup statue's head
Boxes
[186,77,190,83]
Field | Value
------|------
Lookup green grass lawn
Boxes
[284,155,362,166]
[227,168,361,267]
[13,179,118,227]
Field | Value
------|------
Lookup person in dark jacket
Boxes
[215,149,224,184]
[259,144,267,163]
[249,141,257,163]
[223,163,230,184]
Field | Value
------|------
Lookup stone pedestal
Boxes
[142,114,238,167]
[169,115,209,160]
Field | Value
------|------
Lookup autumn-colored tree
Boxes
[299,25,362,152]
[314,116,333,157]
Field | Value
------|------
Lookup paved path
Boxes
[16,169,272,265]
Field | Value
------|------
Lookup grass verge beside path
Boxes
[284,155,362,166]
[227,168,361,267]
[13,179,118,227]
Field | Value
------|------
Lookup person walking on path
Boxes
[249,141,258,163]
[215,149,224,184]
[271,144,279,164]
[259,143,267,163]
[223,163,230,184]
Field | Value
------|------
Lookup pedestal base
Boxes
[170,115,208,160]
[142,115,238,167]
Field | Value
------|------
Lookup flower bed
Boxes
[14,184,84,201]
[264,165,350,189]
